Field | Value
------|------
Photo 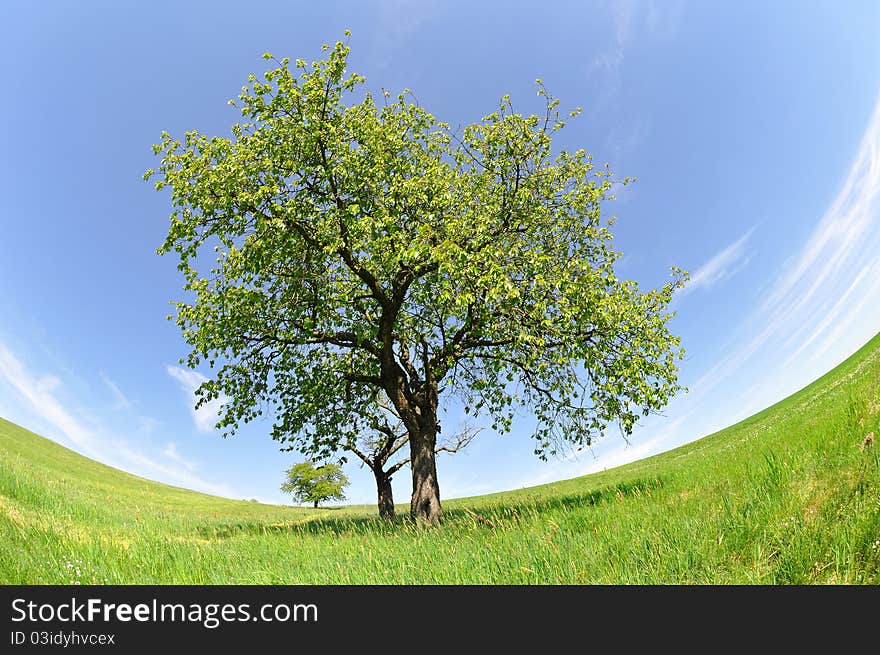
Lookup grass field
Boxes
[2,333,879,584]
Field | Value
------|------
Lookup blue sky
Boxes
[1,0,879,505]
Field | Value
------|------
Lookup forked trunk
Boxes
[409,428,442,524]
[375,470,395,520]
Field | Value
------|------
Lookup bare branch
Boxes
[435,423,482,455]
[346,443,373,467]
[386,457,411,477]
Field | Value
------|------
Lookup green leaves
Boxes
[280,461,349,506]
[149,32,686,465]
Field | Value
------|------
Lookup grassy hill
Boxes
[2,333,879,583]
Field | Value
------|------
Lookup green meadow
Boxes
[2,333,879,584]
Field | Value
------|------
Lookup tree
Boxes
[281,462,349,508]
[346,398,478,519]
[148,33,686,525]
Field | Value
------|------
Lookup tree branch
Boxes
[397,341,422,387]
[342,372,383,386]
[303,331,381,357]
[435,424,482,455]
[346,443,373,467]
[386,457,411,477]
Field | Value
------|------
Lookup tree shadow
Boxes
[442,476,665,525]
[195,510,409,540]
[194,476,664,540]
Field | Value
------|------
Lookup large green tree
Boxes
[148,34,686,524]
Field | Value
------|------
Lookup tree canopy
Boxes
[148,33,686,523]
[281,461,349,508]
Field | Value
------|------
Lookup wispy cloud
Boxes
[441,475,496,500]
[608,0,637,47]
[694,91,880,405]
[591,0,686,116]
[0,343,95,451]
[166,366,228,433]
[162,441,197,471]
[681,228,754,296]
[118,444,231,497]
[99,371,132,411]
[645,0,687,39]
[371,0,439,71]
[589,0,636,106]
[606,117,650,162]
[515,89,880,488]
[781,261,876,366]
[516,410,694,489]
[97,371,162,434]
[136,416,160,434]
[0,341,234,497]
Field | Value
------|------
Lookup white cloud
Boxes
[606,117,650,161]
[118,444,232,497]
[588,1,634,104]
[607,0,636,47]
[516,410,695,490]
[162,441,197,471]
[372,0,439,71]
[99,371,132,411]
[0,343,95,451]
[166,365,229,433]
[694,91,880,405]
[591,0,685,115]
[781,260,876,366]
[98,371,162,437]
[645,0,687,39]
[513,90,880,490]
[681,228,754,295]
[136,415,160,434]
[36,375,61,393]
[442,477,496,500]
[0,341,234,498]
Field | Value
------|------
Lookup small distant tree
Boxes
[281,462,349,508]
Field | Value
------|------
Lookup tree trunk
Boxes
[313,500,318,509]
[375,470,395,520]
[409,427,442,524]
